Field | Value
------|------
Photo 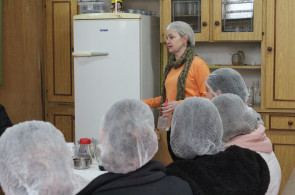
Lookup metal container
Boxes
[73,157,91,170]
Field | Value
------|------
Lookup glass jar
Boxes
[111,0,123,13]
[77,138,92,164]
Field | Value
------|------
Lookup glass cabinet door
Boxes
[172,0,201,33]
[213,0,262,41]
[222,0,254,32]
[170,0,209,42]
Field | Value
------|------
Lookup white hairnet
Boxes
[206,68,249,103]
[167,21,195,47]
[212,94,259,141]
[0,120,81,195]
[171,97,223,159]
[100,99,158,174]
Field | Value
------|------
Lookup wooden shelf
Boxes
[209,65,261,69]
[174,14,201,17]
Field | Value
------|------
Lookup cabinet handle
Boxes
[288,120,293,126]
[202,21,207,27]
[215,21,220,26]
[267,47,272,52]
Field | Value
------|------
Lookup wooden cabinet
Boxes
[212,0,262,41]
[262,1,295,191]
[265,0,295,109]
[45,0,76,103]
[46,105,75,142]
[44,0,77,141]
[160,0,262,43]
[262,113,295,194]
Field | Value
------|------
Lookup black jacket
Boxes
[77,160,193,195]
[0,104,13,136]
[166,146,270,195]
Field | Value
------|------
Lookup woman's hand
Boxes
[161,100,179,117]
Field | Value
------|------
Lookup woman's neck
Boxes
[175,46,187,58]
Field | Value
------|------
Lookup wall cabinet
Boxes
[160,0,262,43]
[265,0,295,109]
[44,0,77,141]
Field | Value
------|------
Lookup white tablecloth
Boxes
[74,161,107,183]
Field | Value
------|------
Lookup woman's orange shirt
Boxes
[143,56,210,108]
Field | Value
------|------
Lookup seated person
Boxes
[166,97,270,195]
[0,120,87,195]
[205,68,264,125]
[0,104,13,136]
[212,93,281,195]
[77,99,192,195]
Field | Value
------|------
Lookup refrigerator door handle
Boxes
[72,52,109,57]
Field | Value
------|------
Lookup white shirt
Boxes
[258,151,282,195]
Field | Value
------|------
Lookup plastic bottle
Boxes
[111,0,123,13]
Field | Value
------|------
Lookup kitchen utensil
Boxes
[157,98,171,131]
[73,157,91,170]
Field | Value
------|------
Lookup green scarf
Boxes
[161,46,196,104]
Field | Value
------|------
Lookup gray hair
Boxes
[212,94,259,141]
[171,97,223,159]
[100,99,158,174]
[167,21,195,47]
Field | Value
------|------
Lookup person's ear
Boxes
[99,129,106,143]
[184,35,189,43]
[215,90,222,96]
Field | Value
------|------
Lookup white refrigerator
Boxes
[73,13,160,142]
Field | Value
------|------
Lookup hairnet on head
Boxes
[171,97,223,159]
[0,121,79,195]
[100,99,158,174]
[205,68,249,103]
[167,21,195,47]
[212,93,259,141]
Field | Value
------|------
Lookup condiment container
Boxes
[77,138,93,164]
[111,0,123,13]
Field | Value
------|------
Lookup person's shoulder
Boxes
[192,56,207,64]
[190,56,209,70]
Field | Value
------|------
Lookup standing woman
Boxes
[143,21,210,160]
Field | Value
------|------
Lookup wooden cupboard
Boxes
[44,0,77,142]
[265,0,295,109]
[262,0,295,193]
[46,105,75,142]
[260,112,295,194]
[160,0,263,43]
